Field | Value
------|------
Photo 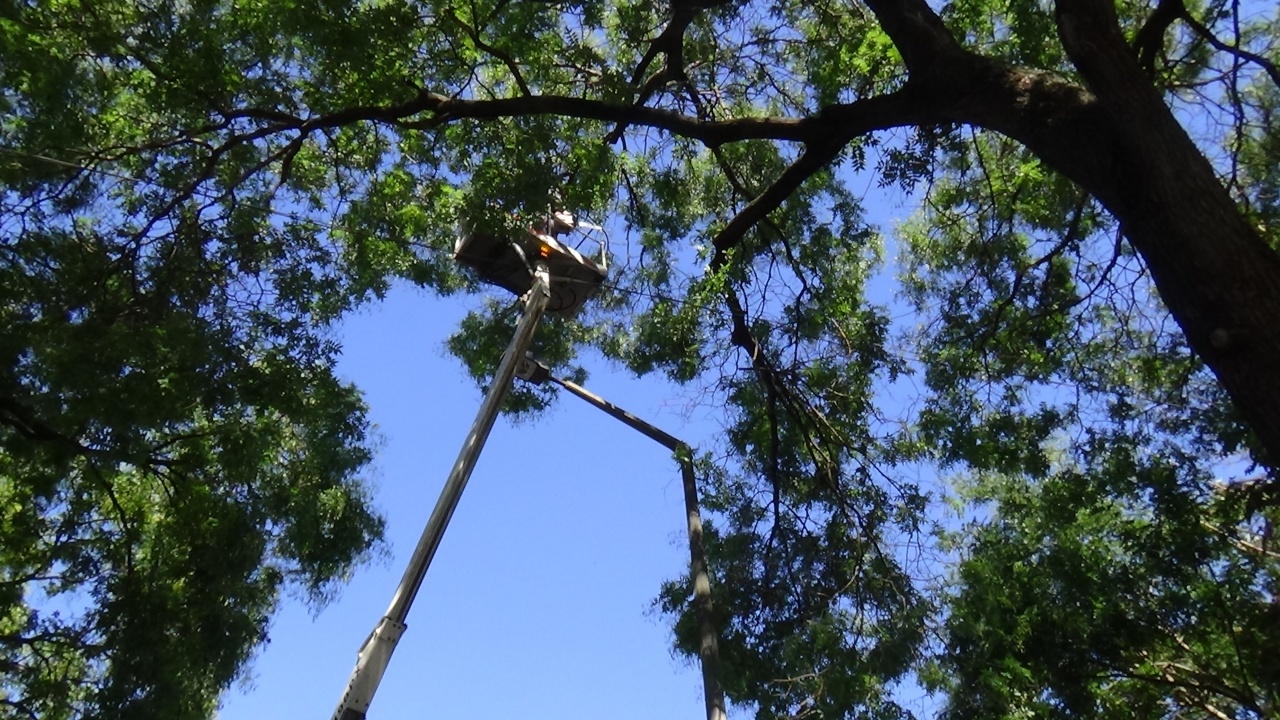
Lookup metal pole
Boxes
[675,445,729,720]
[515,363,728,720]
[332,266,551,720]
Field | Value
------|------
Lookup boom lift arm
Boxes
[515,356,728,720]
[330,266,551,720]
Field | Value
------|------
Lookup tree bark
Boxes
[323,0,1280,476]
[886,5,1280,475]
[1046,2,1280,472]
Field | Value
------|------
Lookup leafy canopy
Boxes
[2,0,1279,718]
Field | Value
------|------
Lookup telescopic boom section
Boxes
[331,212,610,720]
[330,266,552,720]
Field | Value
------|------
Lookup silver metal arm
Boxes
[514,357,728,720]
[332,266,552,720]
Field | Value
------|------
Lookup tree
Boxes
[0,4,393,716]
[2,0,1277,718]
[939,453,1279,719]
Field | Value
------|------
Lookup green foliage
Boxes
[0,220,386,718]
[446,298,591,417]
[900,107,1279,719]
[940,447,1279,719]
[3,0,1279,717]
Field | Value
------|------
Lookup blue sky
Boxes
[217,283,723,719]
[214,153,931,719]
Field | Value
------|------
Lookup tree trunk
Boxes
[925,5,1280,475]
[1054,3,1280,473]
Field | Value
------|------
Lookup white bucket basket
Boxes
[455,210,608,317]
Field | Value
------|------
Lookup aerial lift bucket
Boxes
[454,210,608,317]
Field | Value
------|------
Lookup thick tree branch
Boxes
[445,9,533,97]
[1053,0,1280,473]
[1132,0,1184,74]
[859,0,965,75]
[228,91,811,145]
[706,86,944,269]
[707,138,846,271]
[1180,8,1280,90]
[233,75,952,154]
[1054,0,1165,100]
[0,397,99,456]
